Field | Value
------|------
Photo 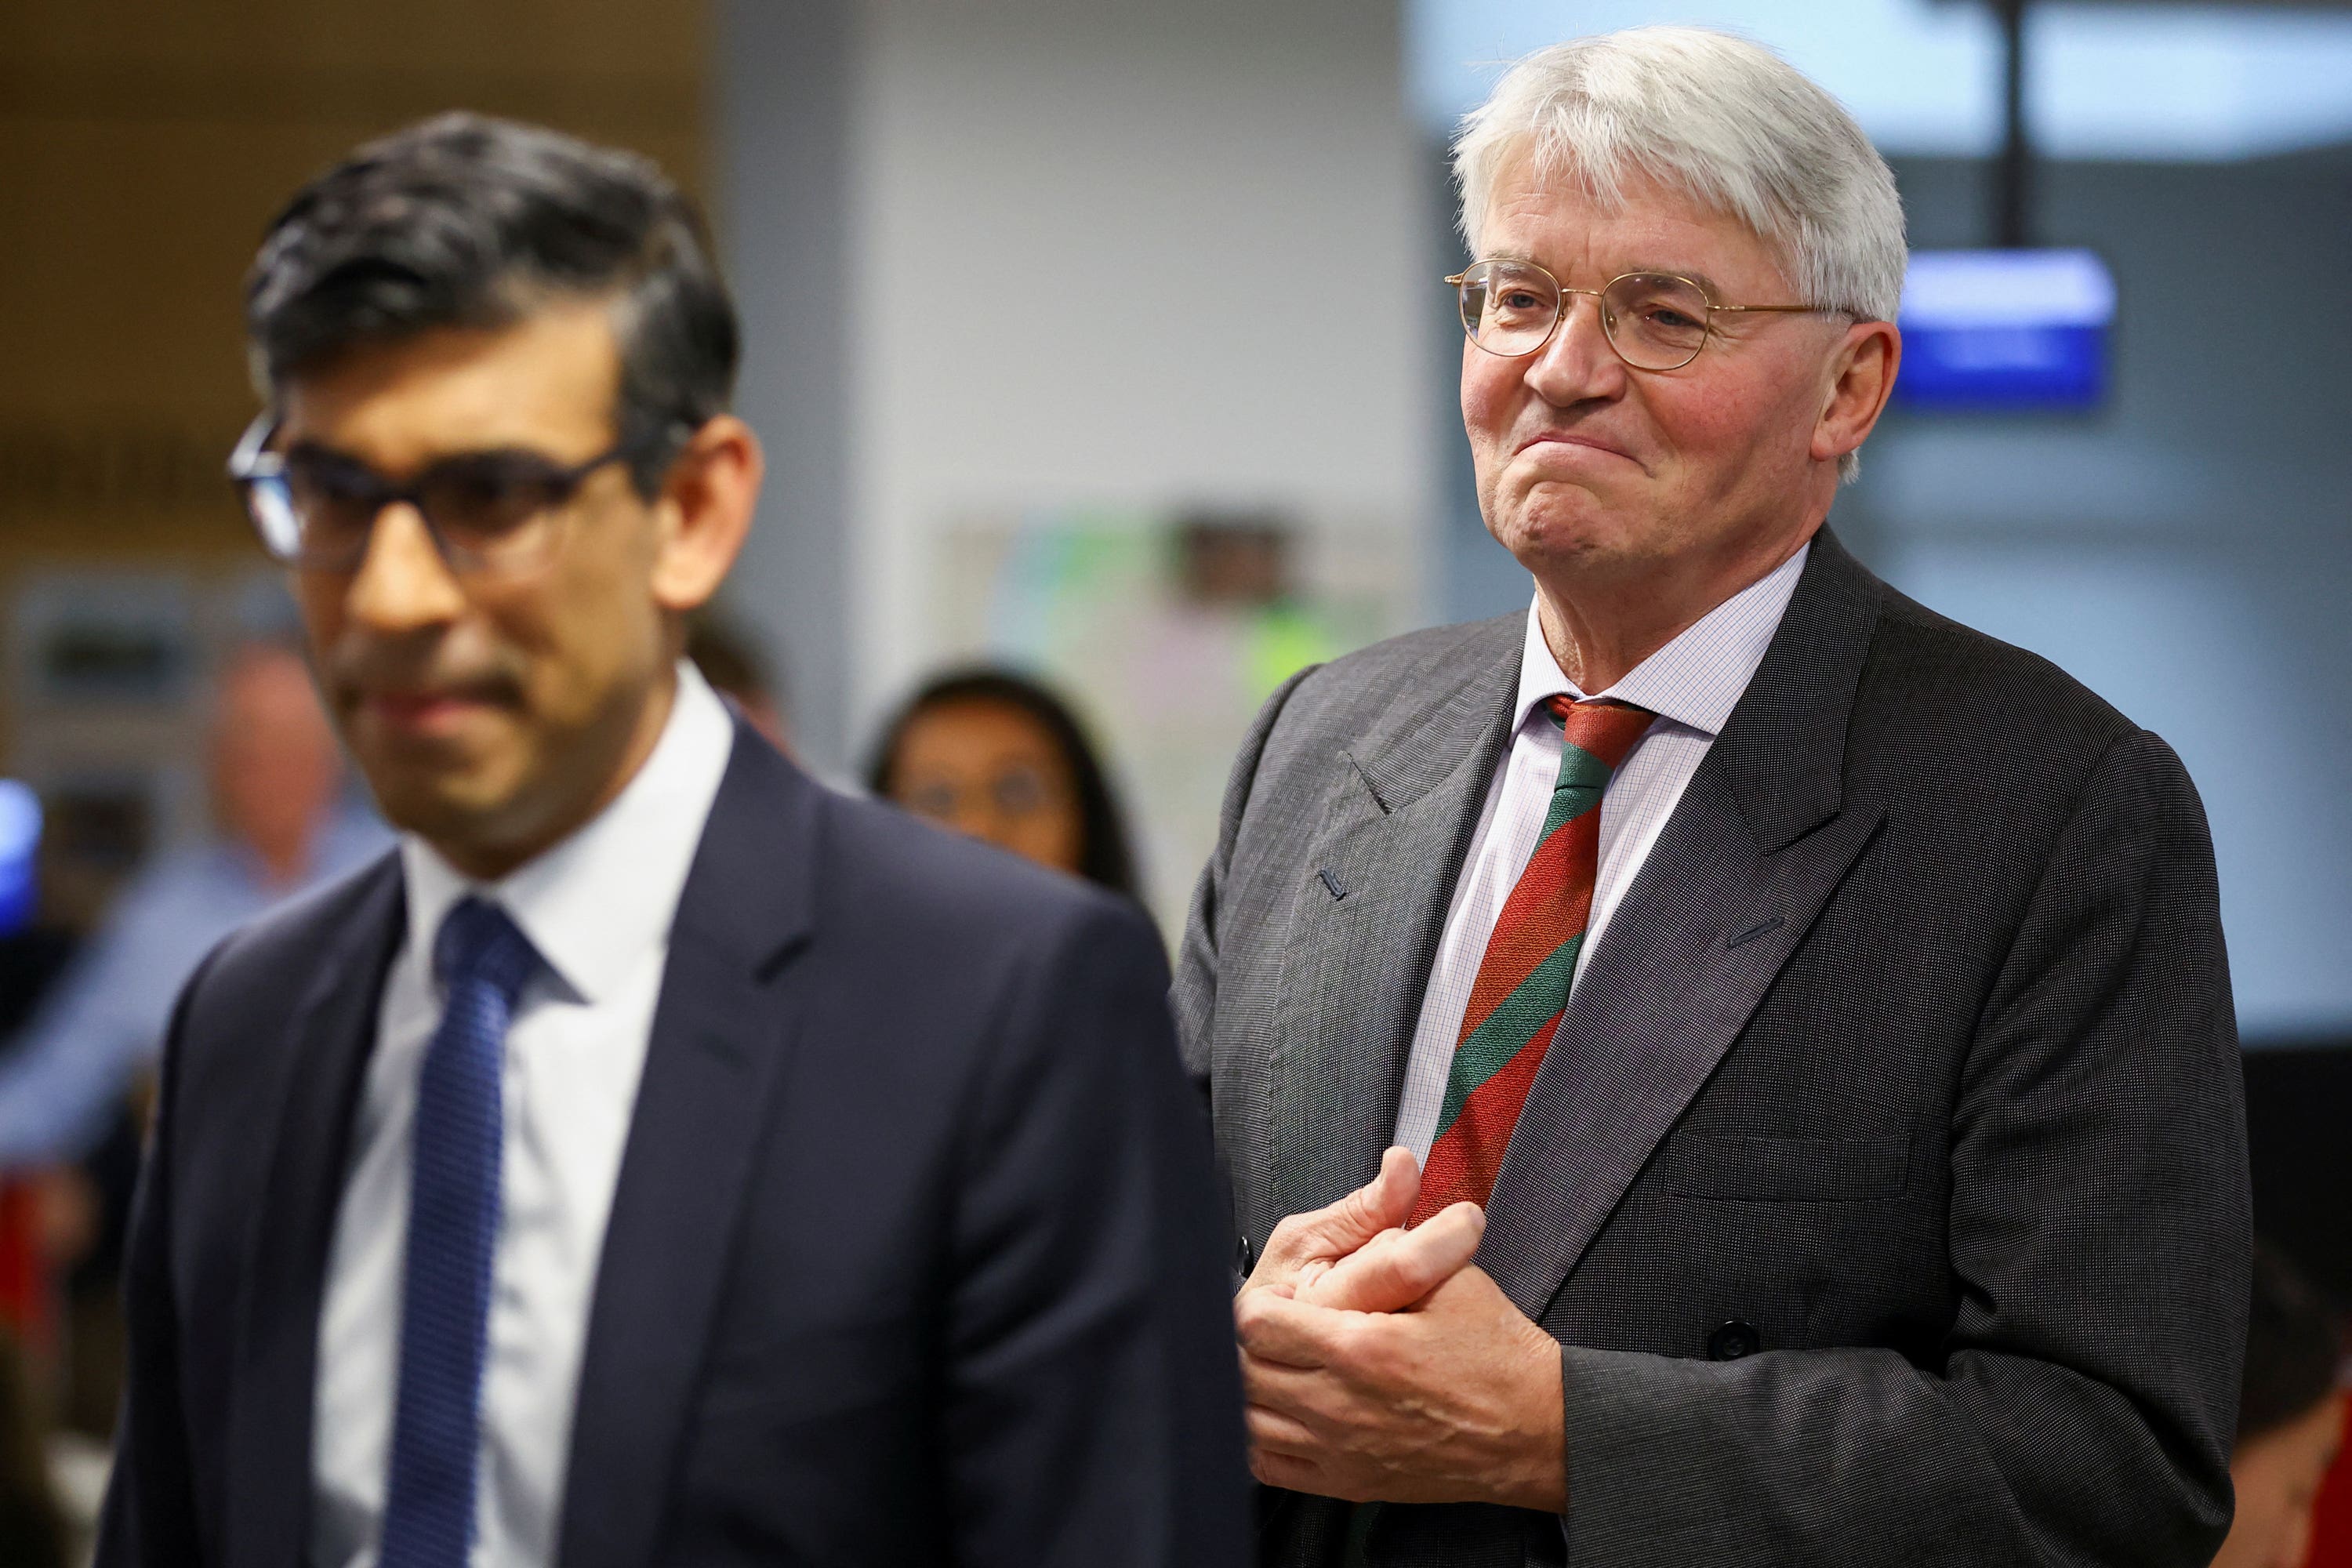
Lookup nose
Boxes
[344,503,467,633]
[1522,289,1628,409]
[960,800,1017,850]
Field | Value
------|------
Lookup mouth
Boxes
[1515,430,1638,466]
[354,685,509,739]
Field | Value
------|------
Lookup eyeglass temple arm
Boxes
[227,413,280,479]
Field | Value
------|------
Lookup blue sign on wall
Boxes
[1896,249,2116,412]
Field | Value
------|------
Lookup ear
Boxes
[649,415,763,614]
[1811,319,1901,468]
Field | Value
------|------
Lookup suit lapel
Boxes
[227,857,404,1566]
[1477,530,1890,1319]
[556,727,818,1568]
[1256,617,1520,1249]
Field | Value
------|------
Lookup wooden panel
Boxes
[0,0,710,761]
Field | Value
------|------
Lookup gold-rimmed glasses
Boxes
[1445,259,1846,372]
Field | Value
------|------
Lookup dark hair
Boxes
[866,669,1142,902]
[2240,1240,2347,1447]
[245,111,737,495]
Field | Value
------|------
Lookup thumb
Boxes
[1264,1146,1423,1270]
[1316,1145,1422,1251]
[1299,1201,1485,1312]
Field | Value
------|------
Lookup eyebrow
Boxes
[282,437,552,470]
[1481,252,1728,298]
[281,437,372,469]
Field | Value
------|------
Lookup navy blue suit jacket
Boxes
[97,724,1249,1566]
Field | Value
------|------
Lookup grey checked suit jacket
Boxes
[1176,530,2249,1567]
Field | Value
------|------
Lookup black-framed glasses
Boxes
[227,415,673,575]
[1446,259,1846,372]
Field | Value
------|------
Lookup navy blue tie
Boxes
[379,896,537,1568]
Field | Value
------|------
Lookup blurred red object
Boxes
[0,1181,51,1356]
[2310,1430,2352,1568]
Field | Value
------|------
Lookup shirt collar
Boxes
[1513,540,1809,739]
[399,661,737,1005]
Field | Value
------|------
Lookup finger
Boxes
[1364,1145,1423,1229]
[1243,1403,1322,1455]
[1250,1447,1332,1494]
[1301,1203,1484,1312]
[1241,1355,1366,1433]
[1405,1258,1508,1317]
[1292,1226,1403,1310]
[1262,1147,1422,1272]
[1258,1450,1370,1503]
[1236,1289,1364,1369]
[1240,1346,1337,1406]
[1235,1288,1333,1367]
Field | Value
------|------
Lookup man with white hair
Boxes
[1178,27,2247,1566]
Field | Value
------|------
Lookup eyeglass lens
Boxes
[1457,261,1712,370]
[249,449,585,571]
[906,765,1058,823]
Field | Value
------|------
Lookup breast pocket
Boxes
[1653,1131,1911,1203]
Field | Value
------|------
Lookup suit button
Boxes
[1708,1319,1760,1361]
[1235,1233,1255,1276]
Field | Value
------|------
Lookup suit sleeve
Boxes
[1174,665,1317,1107]
[1552,729,2248,1568]
[941,898,1251,1568]
[93,949,220,1568]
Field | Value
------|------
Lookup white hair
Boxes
[1455,27,1906,478]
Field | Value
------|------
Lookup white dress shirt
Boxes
[1392,546,1807,1163]
[310,662,735,1568]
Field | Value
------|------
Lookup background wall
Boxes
[720,0,1437,783]
[718,0,1436,919]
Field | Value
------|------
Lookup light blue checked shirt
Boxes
[1392,542,1809,1163]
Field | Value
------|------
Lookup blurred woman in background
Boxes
[866,669,1142,902]
[2214,1242,2347,1568]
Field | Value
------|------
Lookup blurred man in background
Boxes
[0,641,385,1171]
[1181,27,2247,1566]
[100,112,1243,1568]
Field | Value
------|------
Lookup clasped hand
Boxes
[1234,1147,1566,1512]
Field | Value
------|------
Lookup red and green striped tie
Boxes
[1408,695,1656,1226]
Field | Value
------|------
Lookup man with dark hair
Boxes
[99,114,1246,1568]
